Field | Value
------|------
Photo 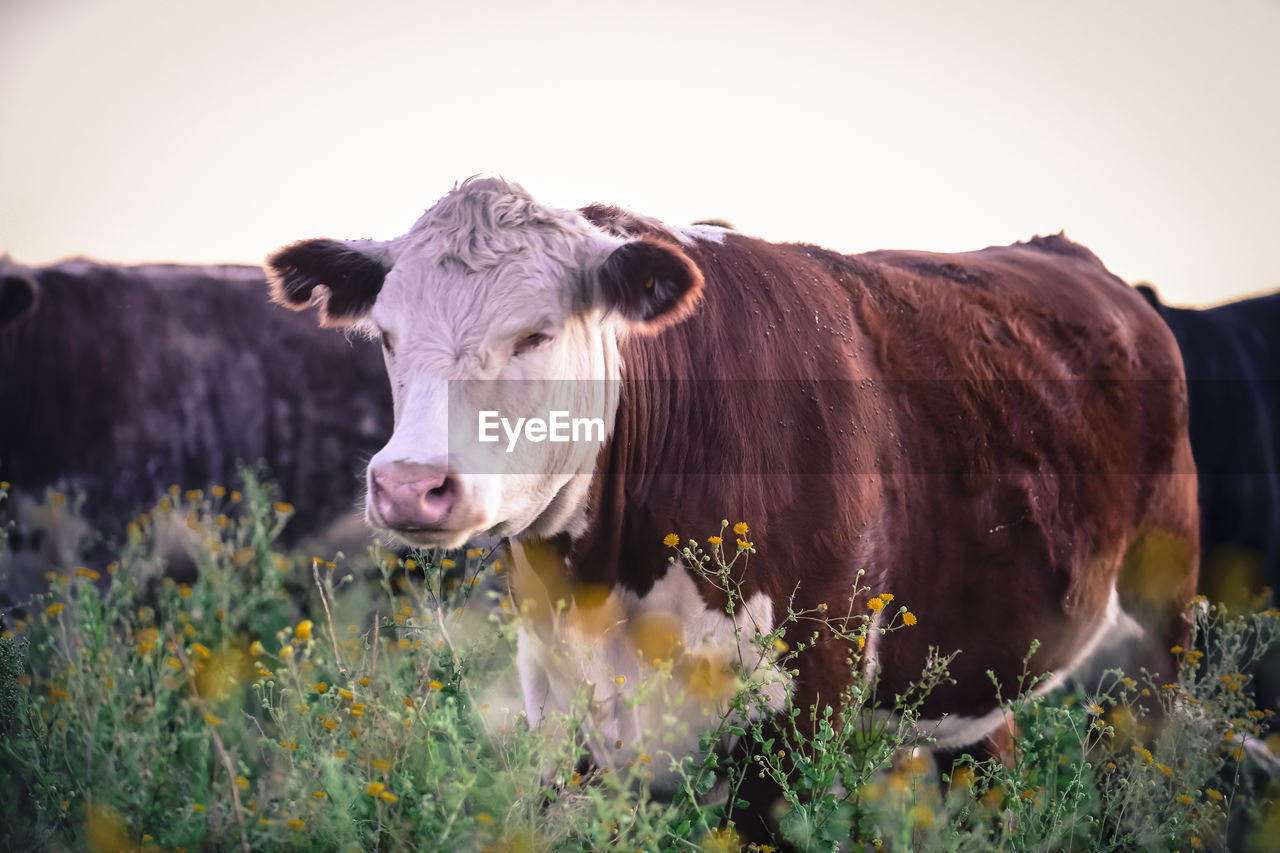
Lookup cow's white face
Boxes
[266,178,704,549]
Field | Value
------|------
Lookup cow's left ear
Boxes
[266,238,390,327]
[0,265,39,328]
[595,238,704,333]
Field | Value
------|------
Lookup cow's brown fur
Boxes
[574,215,1198,726]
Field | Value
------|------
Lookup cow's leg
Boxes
[1114,442,1200,722]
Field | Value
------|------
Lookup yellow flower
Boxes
[1205,788,1224,801]
[295,620,313,641]
[614,675,626,685]
[165,657,183,671]
[1156,763,1173,776]
[286,818,305,830]
[191,643,211,660]
[235,776,249,790]
[867,597,885,612]
[663,533,680,547]
[313,682,328,693]
[733,522,749,535]
[1177,794,1194,804]
[379,791,397,803]
[45,603,65,616]
[74,567,99,580]
[372,758,390,771]
[191,803,206,812]
[204,712,222,726]
[476,813,496,825]
[902,611,917,626]
[313,791,327,799]
[879,593,894,603]
[273,501,295,515]
[358,676,371,686]
[708,536,723,545]
[441,558,456,569]
[365,782,386,797]
[279,644,294,658]
[1131,746,1153,763]
[428,680,443,690]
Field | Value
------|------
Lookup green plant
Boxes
[1,480,1277,852]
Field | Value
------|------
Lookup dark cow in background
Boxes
[266,178,1198,839]
[0,257,392,610]
[1137,284,1280,718]
[1135,284,1280,603]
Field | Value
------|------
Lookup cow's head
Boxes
[266,178,704,548]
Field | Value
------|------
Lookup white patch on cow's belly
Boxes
[919,586,1145,750]
[513,554,792,793]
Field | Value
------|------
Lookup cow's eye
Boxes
[512,331,552,357]
[380,330,394,355]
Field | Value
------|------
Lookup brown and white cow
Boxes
[266,177,1198,804]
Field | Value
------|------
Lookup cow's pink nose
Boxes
[368,461,457,529]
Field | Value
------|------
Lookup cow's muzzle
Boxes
[367,461,458,534]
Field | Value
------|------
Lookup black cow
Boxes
[1136,284,1280,606]
[0,257,392,609]
[1137,283,1280,719]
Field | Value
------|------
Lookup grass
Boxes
[1,475,1278,852]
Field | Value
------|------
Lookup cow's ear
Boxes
[1134,282,1164,314]
[0,266,39,328]
[596,238,704,333]
[266,238,390,327]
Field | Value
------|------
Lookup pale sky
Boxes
[1,0,1277,306]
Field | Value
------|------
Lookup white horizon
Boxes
[2,0,1277,307]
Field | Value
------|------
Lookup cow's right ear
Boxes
[266,238,390,327]
[0,266,39,328]
[1134,282,1165,315]
[594,237,704,334]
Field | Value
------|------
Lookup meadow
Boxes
[1,476,1278,852]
